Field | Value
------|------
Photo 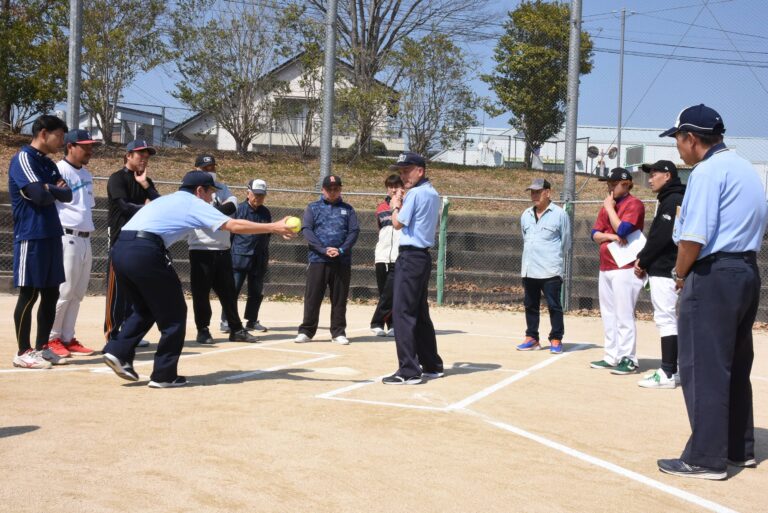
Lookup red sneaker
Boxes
[47,338,71,358]
[66,338,95,356]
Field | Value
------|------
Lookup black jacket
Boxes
[636,178,686,277]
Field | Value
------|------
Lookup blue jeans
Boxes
[522,277,564,341]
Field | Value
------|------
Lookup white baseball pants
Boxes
[50,234,92,342]
[598,268,643,365]
[648,275,679,337]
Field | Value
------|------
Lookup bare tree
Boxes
[170,0,293,154]
[80,0,166,144]
[304,0,495,158]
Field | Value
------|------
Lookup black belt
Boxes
[125,230,166,249]
[400,245,430,252]
[64,228,89,238]
[696,251,756,265]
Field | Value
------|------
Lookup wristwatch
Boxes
[671,268,686,281]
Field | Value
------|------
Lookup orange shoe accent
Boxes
[47,338,71,358]
[66,338,96,356]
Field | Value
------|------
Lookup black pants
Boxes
[678,253,759,470]
[370,262,395,329]
[104,233,187,383]
[392,248,443,378]
[14,286,59,352]
[189,249,243,332]
[104,260,133,342]
[298,262,351,338]
[229,255,268,323]
[522,276,564,340]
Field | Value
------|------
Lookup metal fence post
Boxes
[562,200,575,312]
[436,196,450,305]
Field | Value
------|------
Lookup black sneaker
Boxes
[727,458,757,468]
[148,376,188,389]
[657,458,727,480]
[382,373,422,385]
[422,369,444,379]
[219,321,230,333]
[229,328,259,343]
[196,328,214,345]
[245,321,268,332]
[103,353,139,382]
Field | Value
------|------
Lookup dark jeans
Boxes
[522,276,564,340]
[678,254,759,470]
[231,257,267,323]
[370,262,395,329]
[298,262,351,338]
[392,248,442,378]
[190,249,243,332]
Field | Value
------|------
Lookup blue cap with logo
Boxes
[659,104,725,138]
[64,129,101,145]
[390,151,426,169]
[126,139,157,155]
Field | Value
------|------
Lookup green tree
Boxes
[304,0,494,159]
[170,0,293,154]
[396,34,480,156]
[80,0,166,144]
[0,0,67,132]
[483,0,593,168]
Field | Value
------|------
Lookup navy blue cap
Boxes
[390,151,427,169]
[126,139,157,155]
[64,129,101,145]
[659,104,725,138]
[598,167,632,182]
[180,170,220,190]
[322,174,343,188]
[195,154,216,168]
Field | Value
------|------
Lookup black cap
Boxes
[659,104,725,138]
[641,160,678,177]
[125,139,156,155]
[322,174,343,188]
[180,170,221,190]
[195,154,216,168]
[389,151,426,169]
[64,129,101,145]
[525,178,551,191]
[598,167,633,182]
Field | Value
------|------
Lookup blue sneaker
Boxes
[549,339,563,354]
[516,337,541,351]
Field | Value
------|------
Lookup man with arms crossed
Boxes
[657,105,766,480]
[383,152,443,385]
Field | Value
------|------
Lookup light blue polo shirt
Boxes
[123,190,230,247]
[520,202,571,279]
[398,178,440,248]
[673,143,768,258]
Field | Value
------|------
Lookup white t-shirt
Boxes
[56,159,95,232]
[187,181,237,250]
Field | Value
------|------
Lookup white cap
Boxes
[247,179,267,194]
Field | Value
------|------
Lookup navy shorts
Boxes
[14,237,65,288]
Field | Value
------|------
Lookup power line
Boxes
[594,47,768,68]
[591,34,768,55]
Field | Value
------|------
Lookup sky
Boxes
[122,0,768,138]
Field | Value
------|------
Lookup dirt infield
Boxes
[0,295,765,513]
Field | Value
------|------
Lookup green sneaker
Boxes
[611,357,639,375]
[590,359,614,369]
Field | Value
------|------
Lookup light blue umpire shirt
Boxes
[398,178,440,248]
[520,201,571,279]
[673,143,768,258]
[122,190,231,248]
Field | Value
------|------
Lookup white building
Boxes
[78,105,180,147]
[169,53,404,153]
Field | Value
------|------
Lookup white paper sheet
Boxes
[607,230,647,267]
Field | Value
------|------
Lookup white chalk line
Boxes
[483,418,738,513]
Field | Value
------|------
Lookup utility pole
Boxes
[66,0,83,131]
[616,7,626,168]
[562,0,583,311]
[318,0,338,187]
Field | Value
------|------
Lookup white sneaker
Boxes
[40,347,68,365]
[386,328,395,337]
[137,339,150,348]
[332,336,350,345]
[294,333,311,343]
[637,368,677,389]
[371,327,386,337]
[12,349,52,369]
